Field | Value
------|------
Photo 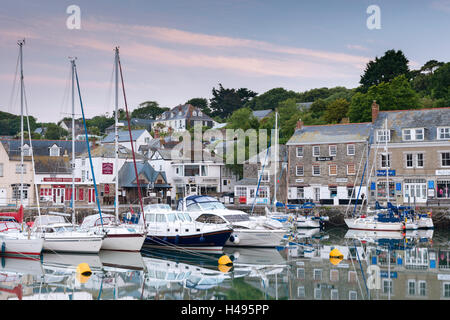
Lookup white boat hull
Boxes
[101,233,146,252]
[296,218,320,228]
[226,229,285,247]
[417,217,434,229]
[344,218,404,231]
[42,235,103,254]
[0,236,43,257]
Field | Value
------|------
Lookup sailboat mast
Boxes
[71,58,76,225]
[114,47,119,220]
[273,111,278,211]
[19,40,24,206]
[385,118,389,203]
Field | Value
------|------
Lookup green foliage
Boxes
[131,101,169,119]
[431,62,450,101]
[210,83,257,119]
[244,87,298,111]
[44,123,68,140]
[359,49,410,91]
[323,98,350,123]
[226,107,260,131]
[85,115,114,134]
[309,99,327,119]
[348,75,420,122]
[0,111,38,136]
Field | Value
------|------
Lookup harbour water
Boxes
[0,227,449,300]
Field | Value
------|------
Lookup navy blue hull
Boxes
[144,229,232,251]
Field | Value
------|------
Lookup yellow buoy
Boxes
[329,248,344,265]
[218,264,232,273]
[76,263,92,284]
[218,255,232,265]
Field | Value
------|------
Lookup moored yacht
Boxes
[80,213,146,252]
[31,214,104,254]
[178,195,287,247]
[142,203,233,252]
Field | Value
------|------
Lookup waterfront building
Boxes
[286,120,371,205]
[152,104,216,133]
[370,103,450,205]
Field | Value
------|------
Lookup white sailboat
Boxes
[0,40,44,258]
[79,47,146,252]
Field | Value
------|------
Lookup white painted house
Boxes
[101,129,152,154]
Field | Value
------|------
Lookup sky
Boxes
[0,0,449,123]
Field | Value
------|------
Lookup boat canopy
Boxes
[143,204,172,213]
[33,215,67,227]
[81,214,118,228]
[177,195,226,211]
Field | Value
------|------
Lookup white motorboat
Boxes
[80,214,146,252]
[31,215,104,254]
[142,204,233,252]
[178,196,287,247]
[0,208,44,258]
[344,215,405,231]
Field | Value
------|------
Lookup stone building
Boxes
[286,120,371,205]
[370,103,450,206]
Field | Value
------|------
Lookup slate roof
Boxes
[101,129,148,144]
[0,139,88,159]
[252,109,273,120]
[118,161,168,188]
[79,144,144,160]
[156,104,214,122]
[286,123,372,145]
[373,107,450,143]
[246,145,288,164]
[235,177,259,186]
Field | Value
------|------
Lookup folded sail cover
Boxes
[0,205,24,223]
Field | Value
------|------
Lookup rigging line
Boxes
[346,239,366,300]
[22,81,41,218]
[104,59,115,117]
[360,133,382,215]
[7,50,20,114]
[353,239,370,299]
[344,143,367,217]
[73,62,104,227]
[58,64,72,120]
[117,52,146,228]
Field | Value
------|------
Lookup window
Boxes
[15,164,26,174]
[297,286,305,299]
[347,187,354,198]
[329,164,337,175]
[312,165,321,176]
[330,289,339,300]
[347,144,355,155]
[49,145,60,157]
[330,269,339,282]
[235,187,246,197]
[347,164,355,175]
[402,128,424,141]
[443,282,450,298]
[406,154,414,168]
[377,129,390,142]
[408,280,416,296]
[297,268,305,279]
[296,146,303,157]
[383,279,393,295]
[419,281,427,297]
[349,291,357,300]
[438,127,450,140]
[198,111,202,116]
[0,163,3,177]
[297,187,304,199]
[12,185,28,200]
[313,269,322,280]
[259,170,270,182]
[145,137,150,144]
[192,111,197,116]
[329,145,337,156]
[314,288,322,300]
[329,186,337,197]
[313,146,320,157]
[258,186,268,198]
[348,271,357,283]
[184,165,200,176]
[201,165,208,176]
[381,154,391,168]
[441,152,450,167]
[296,165,304,176]
[416,153,424,168]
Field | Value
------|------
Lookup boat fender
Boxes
[1,242,5,256]
[199,235,205,242]
[229,235,239,244]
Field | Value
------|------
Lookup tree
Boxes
[309,99,327,119]
[186,98,212,116]
[209,84,257,119]
[226,107,259,131]
[359,49,410,91]
[348,75,420,122]
[131,101,168,119]
[244,87,298,111]
[44,123,68,140]
[323,99,350,123]
[431,62,450,101]
[421,60,444,75]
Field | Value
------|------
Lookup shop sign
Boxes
[376,170,396,176]
[102,163,113,175]
[316,157,333,161]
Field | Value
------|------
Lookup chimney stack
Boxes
[296,119,304,130]
[372,100,379,123]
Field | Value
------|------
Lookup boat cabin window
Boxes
[196,214,227,224]
[198,201,226,210]
[222,214,250,223]
[186,203,202,211]
[166,213,177,222]
[145,214,156,223]
[156,214,167,223]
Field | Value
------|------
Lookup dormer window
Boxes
[22,144,30,156]
[402,128,424,141]
[178,111,183,116]
[192,111,197,117]
[438,127,450,140]
[49,144,60,157]
[198,111,202,116]
[376,129,390,143]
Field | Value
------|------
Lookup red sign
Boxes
[104,184,110,194]
[43,177,81,182]
[102,163,113,175]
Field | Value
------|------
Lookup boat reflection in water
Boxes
[0,227,448,300]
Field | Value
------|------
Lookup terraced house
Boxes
[286,120,371,205]
[370,104,450,205]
